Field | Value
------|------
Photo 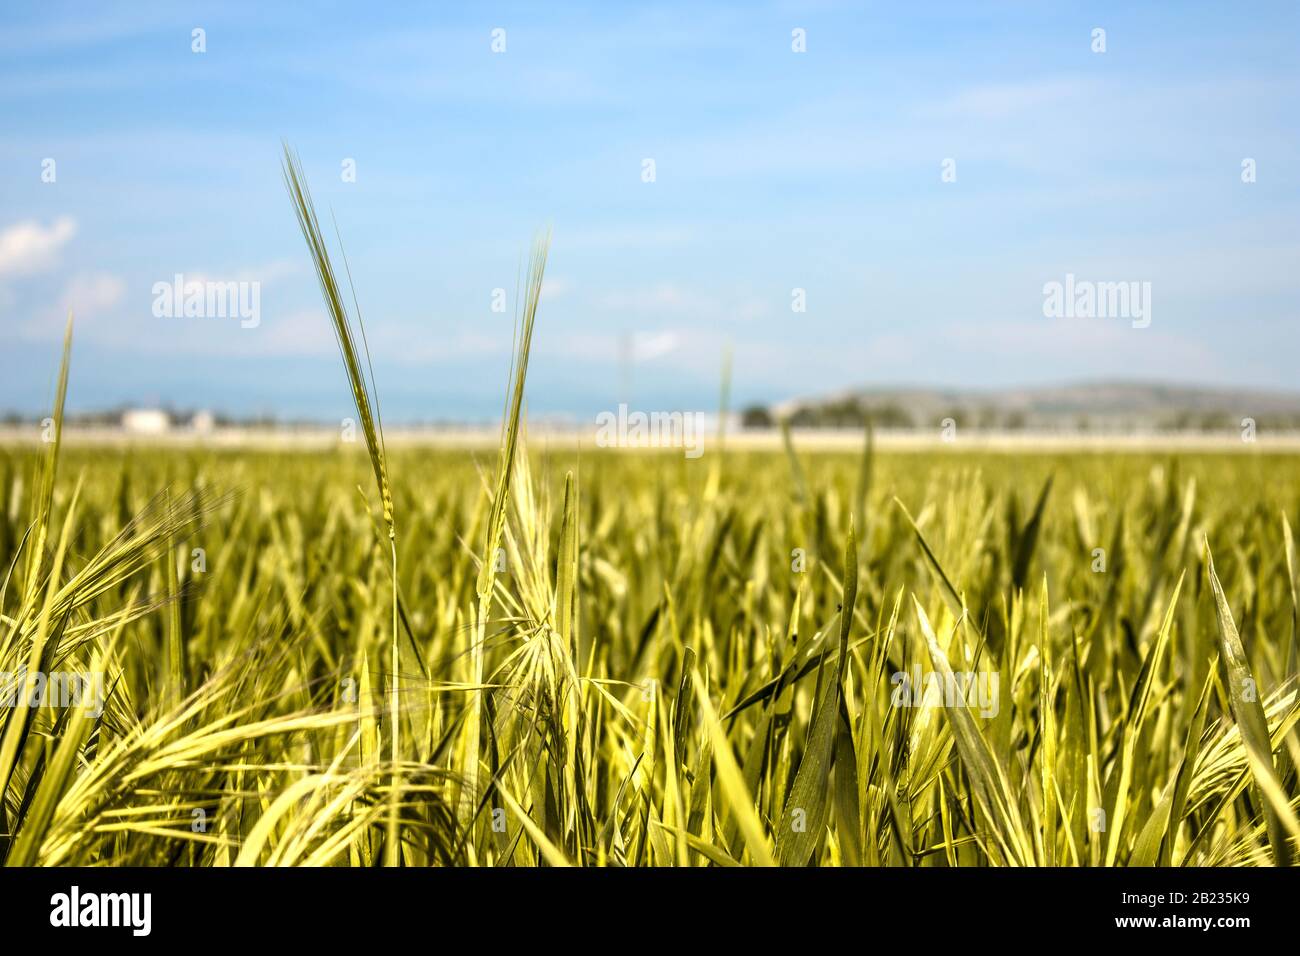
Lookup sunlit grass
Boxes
[1,168,1297,865]
[4,425,1299,865]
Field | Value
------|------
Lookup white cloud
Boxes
[930,80,1088,120]
[61,271,125,314]
[0,217,77,276]
[170,259,300,288]
[541,276,573,300]
[563,226,694,250]
[596,283,773,323]
[632,330,679,361]
[598,284,686,311]
[543,328,686,366]
[10,270,126,343]
[14,271,126,341]
[256,309,336,357]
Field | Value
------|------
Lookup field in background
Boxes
[2,441,1298,865]
[6,425,1300,452]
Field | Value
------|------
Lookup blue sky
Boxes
[1,1,1297,421]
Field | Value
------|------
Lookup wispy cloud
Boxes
[1,2,1297,418]
[928,79,1090,120]
[61,271,125,313]
[596,284,773,323]
[0,217,77,277]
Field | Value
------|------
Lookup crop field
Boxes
[3,424,1299,866]
[0,158,1296,871]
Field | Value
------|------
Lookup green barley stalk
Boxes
[282,146,402,864]
[23,313,73,597]
[461,233,549,848]
[0,314,73,808]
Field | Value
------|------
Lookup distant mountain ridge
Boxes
[763,381,1300,431]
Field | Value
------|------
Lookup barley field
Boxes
[3,419,1299,866]
[0,158,1296,869]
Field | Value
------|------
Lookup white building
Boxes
[121,408,171,435]
[190,410,216,434]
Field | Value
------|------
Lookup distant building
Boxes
[190,410,216,434]
[121,408,171,434]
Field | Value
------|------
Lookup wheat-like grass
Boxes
[1,164,1297,868]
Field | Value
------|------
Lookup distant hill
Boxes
[749,381,1300,432]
